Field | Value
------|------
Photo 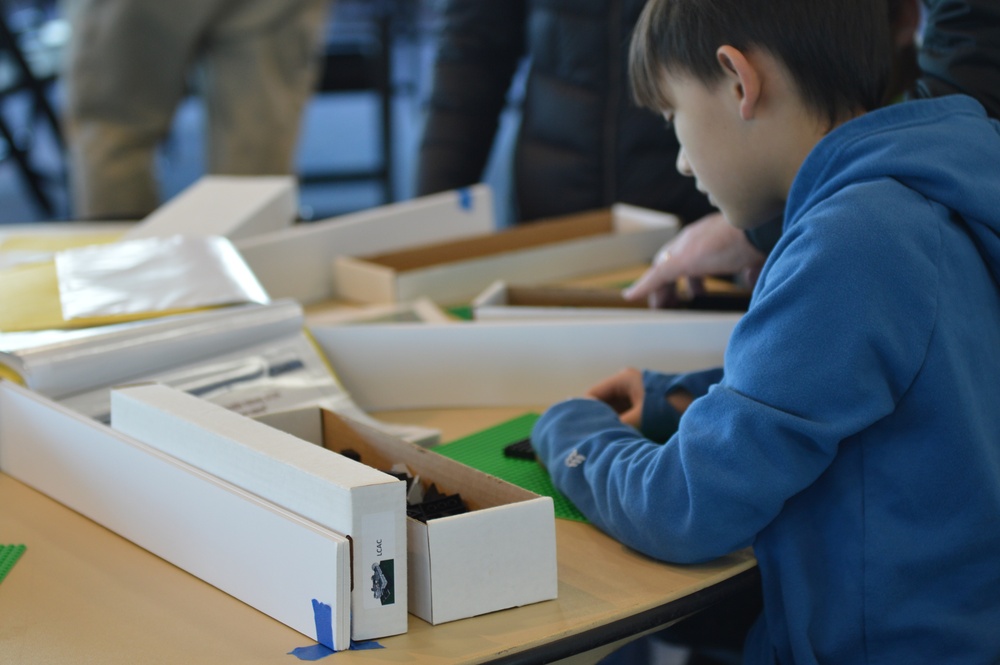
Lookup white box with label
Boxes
[109,384,407,641]
[259,405,559,625]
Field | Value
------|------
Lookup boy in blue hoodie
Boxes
[530,0,1000,663]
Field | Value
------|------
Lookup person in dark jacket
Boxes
[913,0,1000,116]
[414,0,714,225]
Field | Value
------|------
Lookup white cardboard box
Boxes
[472,280,748,322]
[109,384,408,641]
[0,381,352,650]
[309,317,737,411]
[260,405,558,625]
[332,204,679,306]
[237,185,495,304]
[124,176,297,241]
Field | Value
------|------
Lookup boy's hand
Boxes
[623,212,765,308]
[585,367,698,432]
[585,367,646,428]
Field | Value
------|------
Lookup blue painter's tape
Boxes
[457,187,473,211]
[288,601,387,660]
[288,644,334,661]
[288,640,385,660]
[312,599,335,650]
[287,598,337,660]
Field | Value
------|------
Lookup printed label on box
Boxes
[362,511,396,608]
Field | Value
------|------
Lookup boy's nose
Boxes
[676,149,694,177]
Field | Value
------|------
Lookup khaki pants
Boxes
[62,0,331,219]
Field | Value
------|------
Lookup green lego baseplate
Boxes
[0,544,26,584]
[433,413,588,522]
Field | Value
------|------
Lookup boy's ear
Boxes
[716,46,761,121]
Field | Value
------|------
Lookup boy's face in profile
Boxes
[657,57,795,231]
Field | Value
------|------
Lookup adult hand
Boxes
[585,367,645,428]
[623,212,765,308]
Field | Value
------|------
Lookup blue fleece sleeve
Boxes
[533,392,768,563]
[533,186,938,565]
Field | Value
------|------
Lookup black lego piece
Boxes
[406,483,468,522]
[339,448,362,462]
[503,437,536,461]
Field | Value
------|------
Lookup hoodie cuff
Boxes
[641,368,725,442]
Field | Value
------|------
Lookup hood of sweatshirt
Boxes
[786,94,1000,285]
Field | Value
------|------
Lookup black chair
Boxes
[0,1,66,218]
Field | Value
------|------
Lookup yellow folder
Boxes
[0,260,197,333]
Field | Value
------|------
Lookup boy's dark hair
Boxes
[630,0,893,126]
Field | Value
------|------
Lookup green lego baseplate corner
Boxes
[0,544,26,584]
[433,413,588,523]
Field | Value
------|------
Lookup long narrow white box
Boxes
[0,382,351,650]
[110,384,408,641]
[308,317,737,411]
[124,176,297,241]
[236,185,495,304]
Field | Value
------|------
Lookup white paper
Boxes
[55,235,269,320]
[58,331,343,424]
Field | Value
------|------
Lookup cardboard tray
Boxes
[306,297,454,326]
[472,279,750,320]
[332,204,679,305]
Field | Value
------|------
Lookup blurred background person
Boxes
[413,0,713,227]
[61,0,331,220]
